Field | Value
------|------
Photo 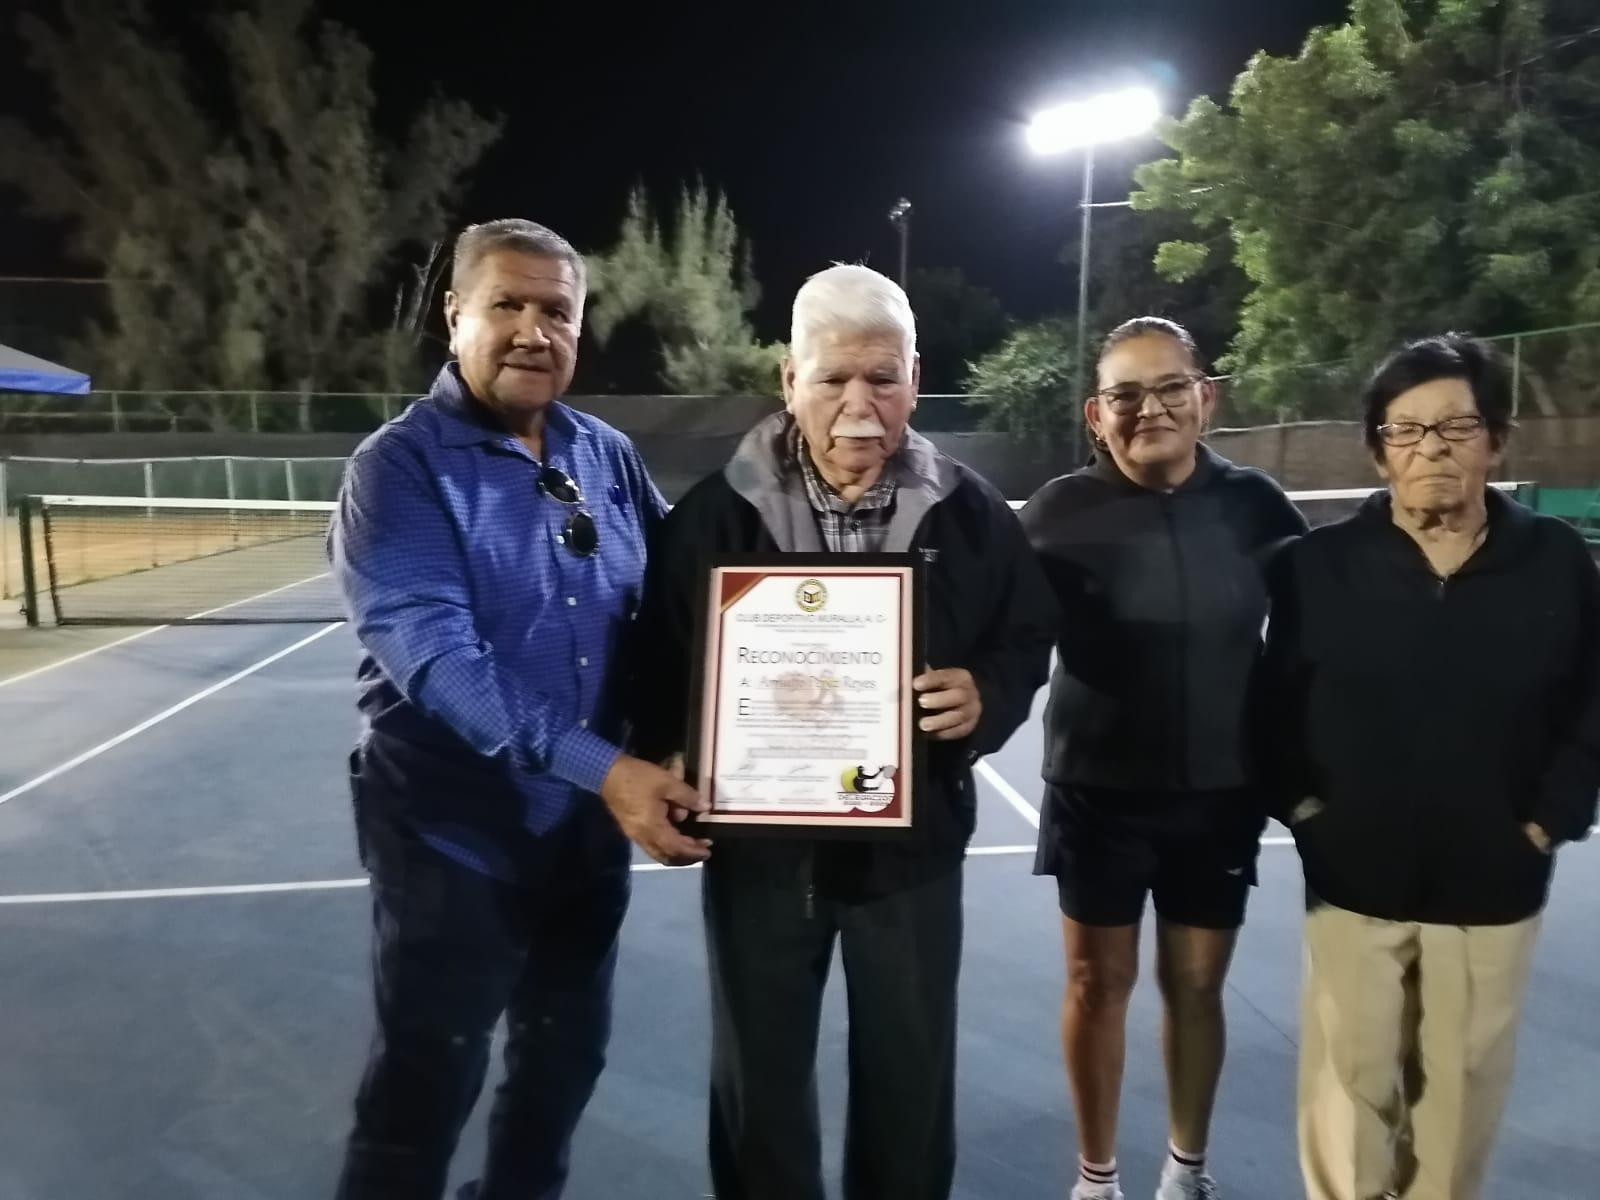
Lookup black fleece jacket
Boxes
[1262,488,1600,925]
[629,431,1056,898]
[1019,445,1308,793]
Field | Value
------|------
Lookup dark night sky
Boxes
[3,0,1351,338]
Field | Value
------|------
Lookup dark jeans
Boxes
[704,857,963,1200]
[335,757,630,1200]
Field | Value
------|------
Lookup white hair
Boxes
[790,263,917,361]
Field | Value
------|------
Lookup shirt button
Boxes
[566,596,578,607]
[579,718,589,729]
[851,519,862,531]
[579,656,589,667]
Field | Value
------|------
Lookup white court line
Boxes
[968,763,1592,853]
[0,879,371,905]
[0,570,334,690]
[0,626,163,690]
[0,859,709,904]
[188,570,331,619]
[3,833,1592,905]
[0,622,343,808]
[975,759,1040,829]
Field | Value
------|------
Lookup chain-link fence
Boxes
[1217,321,1600,423]
[0,390,983,435]
[0,391,413,434]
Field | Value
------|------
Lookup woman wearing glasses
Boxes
[1019,317,1306,1200]
[1262,334,1600,1200]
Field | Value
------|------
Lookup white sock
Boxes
[1079,1156,1119,1190]
[1164,1141,1207,1178]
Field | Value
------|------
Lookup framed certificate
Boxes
[686,553,925,836]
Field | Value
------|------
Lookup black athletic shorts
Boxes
[1035,783,1266,929]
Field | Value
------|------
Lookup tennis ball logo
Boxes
[795,579,828,613]
[840,765,893,793]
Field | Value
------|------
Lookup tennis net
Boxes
[21,495,342,626]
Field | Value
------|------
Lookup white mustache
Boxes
[832,421,887,439]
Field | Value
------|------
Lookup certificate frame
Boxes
[684,552,926,838]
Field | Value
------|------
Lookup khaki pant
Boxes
[1297,903,1540,1200]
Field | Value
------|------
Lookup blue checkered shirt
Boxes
[330,365,667,876]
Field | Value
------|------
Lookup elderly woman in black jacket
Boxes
[1263,334,1600,1200]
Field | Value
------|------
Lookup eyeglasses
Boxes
[1375,416,1486,447]
[537,465,599,558]
[1092,375,1203,414]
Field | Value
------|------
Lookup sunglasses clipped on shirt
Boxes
[537,465,599,558]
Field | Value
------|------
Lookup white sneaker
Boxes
[1070,1182,1124,1200]
[1154,1170,1220,1200]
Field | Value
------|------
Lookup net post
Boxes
[1511,334,1523,417]
[17,497,38,628]
[285,459,297,503]
[0,457,8,602]
[144,460,157,568]
[250,394,261,433]
[39,502,63,626]
[111,392,123,432]
[225,456,240,547]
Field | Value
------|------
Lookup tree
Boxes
[962,318,1079,440]
[0,0,501,429]
[961,201,1244,437]
[1134,0,1600,419]
[904,267,1010,393]
[587,183,785,395]
[1056,205,1248,370]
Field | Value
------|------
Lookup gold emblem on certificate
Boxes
[688,555,923,835]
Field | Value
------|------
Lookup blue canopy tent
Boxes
[0,345,89,614]
[0,343,90,394]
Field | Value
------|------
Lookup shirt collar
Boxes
[1358,482,1537,575]
[1085,440,1220,493]
[792,425,898,513]
[429,363,580,452]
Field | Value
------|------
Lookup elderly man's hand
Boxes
[663,753,690,823]
[912,668,982,741]
[599,755,711,866]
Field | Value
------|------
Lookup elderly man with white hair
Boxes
[630,263,1056,1200]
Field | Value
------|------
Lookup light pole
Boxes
[887,197,913,289]
[1027,86,1161,453]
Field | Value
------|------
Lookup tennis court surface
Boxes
[0,511,1595,1198]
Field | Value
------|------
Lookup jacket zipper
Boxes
[1418,569,1448,912]
[1161,496,1191,790]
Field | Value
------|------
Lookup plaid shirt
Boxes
[796,436,897,552]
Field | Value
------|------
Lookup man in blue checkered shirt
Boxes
[329,219,708,1200]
